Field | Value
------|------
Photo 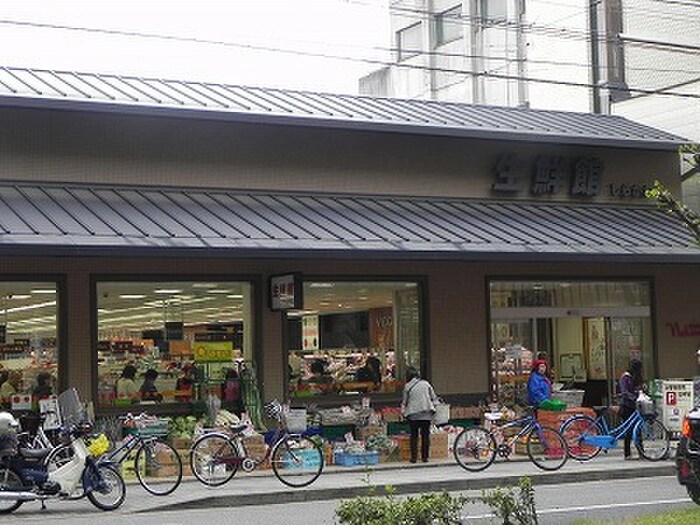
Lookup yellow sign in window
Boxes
[193,342,234,362]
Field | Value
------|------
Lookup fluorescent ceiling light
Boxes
[192,283,218,288]
[119,294,146,299]
[309,283,334,288]
[31,289,56,294]
[207,289,233,294]
[226,294,243,299]
[154,289,182,294]
[8,295,31,300]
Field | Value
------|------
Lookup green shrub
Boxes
[335,475,537,525]
[335,490,467,525]
[471,477,538,525]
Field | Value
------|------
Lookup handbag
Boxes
[433,399,450,426]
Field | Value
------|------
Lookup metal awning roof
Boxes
[0,66,687,150]
[0,182,696,262]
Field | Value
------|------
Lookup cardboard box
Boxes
[153,464,180,478]
[170,437,191,450]
[396,433,448,461]
[355,423,387,441]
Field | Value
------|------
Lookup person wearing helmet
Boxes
[0,411,19,452]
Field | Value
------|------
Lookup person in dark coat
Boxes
[619,359,645,460]
[139,368,162,402]
[33,372,53,399]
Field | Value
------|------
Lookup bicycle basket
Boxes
[636,393,656,417]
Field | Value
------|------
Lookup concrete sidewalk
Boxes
[131,449,676,513]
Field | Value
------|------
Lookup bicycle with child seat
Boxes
[189,400,324,488]
[559,398,670,461]
[453,407,569,472]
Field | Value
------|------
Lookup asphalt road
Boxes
[4,475,698,524]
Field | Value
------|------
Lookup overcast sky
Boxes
[0,0,390,94]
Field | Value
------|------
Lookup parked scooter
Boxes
[0,388,125,513]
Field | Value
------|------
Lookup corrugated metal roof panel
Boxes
[0,66,687,149]
[0,182,696,261]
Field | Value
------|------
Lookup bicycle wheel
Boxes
[0,466,23,514]
[527,425,568,471]
[453,426,496,472]
[270,435,323,488]
[85,463,126,511]
[135,439,183,496]
[559,415,603,461]
[190,433,238,486]
[635,419,670,461]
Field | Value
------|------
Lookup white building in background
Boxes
[360,0,700,211]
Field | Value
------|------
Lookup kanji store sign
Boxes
[269,273,303,310]
[491,153,650,198]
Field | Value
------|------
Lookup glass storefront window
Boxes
[286,281,422,398]
[0,282,58,409]
[96,281,253,408]
[489,279,653,407]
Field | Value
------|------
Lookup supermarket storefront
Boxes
[0,67,698,417]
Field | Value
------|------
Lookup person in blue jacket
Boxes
[527,359,552,407]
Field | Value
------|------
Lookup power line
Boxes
[1,17,699,78]
[1,17,699,100]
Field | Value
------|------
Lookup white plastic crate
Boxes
[551,389,585,407]
[284,409,307,433]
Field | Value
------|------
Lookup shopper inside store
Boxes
[116,364,138,402]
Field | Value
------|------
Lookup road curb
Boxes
[140,464,675,512]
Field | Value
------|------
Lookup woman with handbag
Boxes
[401,366,438,463]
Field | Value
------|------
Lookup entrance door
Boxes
[583,316,653,406]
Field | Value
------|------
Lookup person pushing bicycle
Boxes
[619,359,645,460]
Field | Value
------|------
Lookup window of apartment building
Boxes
[96,280,253,409]
[0,281,59,410]
[481,0,509,24]
[397,22,422,61]
[286,280,423,399]
[436,5,463,46]
[489,279,652,407]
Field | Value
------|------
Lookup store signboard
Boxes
[302,315,319,351]
[165,321,184,341]
[193,341,233,363]
[269,273,302,310]
[660,380,694,432]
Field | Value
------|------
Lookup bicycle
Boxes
[189,400,324,488]
[98,413,183,496]
[453,407,569,472]
[559,396,670,461]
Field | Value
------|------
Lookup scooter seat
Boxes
[18,447,51,460]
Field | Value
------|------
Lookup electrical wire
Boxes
[0,6,699,100]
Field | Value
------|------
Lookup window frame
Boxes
[397,22,423,61]
[283,275,429,402]
[435,5,463,46]
[91,274,261,414]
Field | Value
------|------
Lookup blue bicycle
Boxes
[560,400,670,461]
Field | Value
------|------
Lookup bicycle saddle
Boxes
[592,406,614,416]
[226,423,249,435]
